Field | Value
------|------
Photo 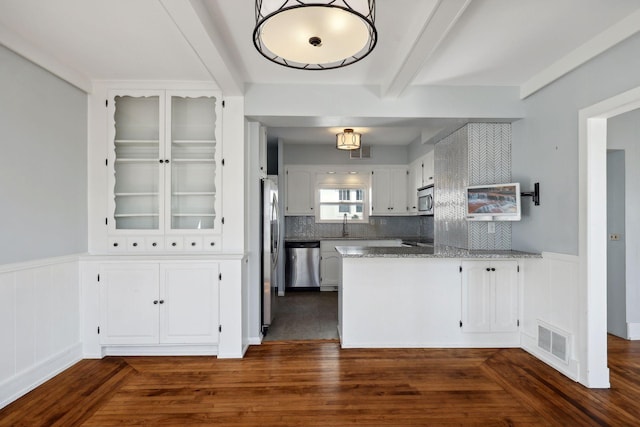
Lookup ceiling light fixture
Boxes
[336,129,361,150]
[253,0,377,70]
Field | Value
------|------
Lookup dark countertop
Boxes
[335,244,541,259]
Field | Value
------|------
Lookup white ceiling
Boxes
[1,0,639,145]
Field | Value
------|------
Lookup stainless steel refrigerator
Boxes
[261,177,280,335]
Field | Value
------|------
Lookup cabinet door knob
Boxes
[159,159,164,163]
[152,242,157,247]
[165,159,170,163]
[191,242,196,246]
[113,242,119,247]
[210,242,215,246]
[153,300,159,304]
[172,242,177,247]
[132,242,138,247]
[486,268,491,272]
[491,268,496,271]
[159,300,165,304]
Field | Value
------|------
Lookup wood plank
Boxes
[2,336,640,426]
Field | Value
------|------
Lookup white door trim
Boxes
[579,85,640,388]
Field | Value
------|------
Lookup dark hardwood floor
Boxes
[2,336,640,426]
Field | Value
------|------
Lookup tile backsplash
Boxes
[285,215,434,240]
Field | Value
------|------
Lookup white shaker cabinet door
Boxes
[99,264,160,345]
[461,260,519,333]
[285,168,314,215]
[159,263,220,344]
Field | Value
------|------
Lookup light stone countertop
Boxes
[335,244,541,259]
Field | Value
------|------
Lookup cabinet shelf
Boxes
[114,213,160,218]
[172,213,215,217]
[115,139,160,144]
[115,158,158,163]
[115,192,160,197]
[172,192,215,196]
[171,159,215,163]
[172,140,215,144]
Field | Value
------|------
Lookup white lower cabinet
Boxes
[461,260,519,333]
[99,262,219,345]
[320,241,342,287]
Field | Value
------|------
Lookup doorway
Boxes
[580,85,640,388]
[606,149,626,338]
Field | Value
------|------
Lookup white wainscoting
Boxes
[521,252,580,381]
[0,255,82,409]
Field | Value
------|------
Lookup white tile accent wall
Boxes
[435,123,512,250]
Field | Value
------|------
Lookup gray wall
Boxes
[283,143,408,165]
[608,108,640,328]
[606,150,626,337]
[0,46,87,264]
[512,32,640,254]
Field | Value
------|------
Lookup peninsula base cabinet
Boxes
[461,260,519,333]
[99,262,220,346]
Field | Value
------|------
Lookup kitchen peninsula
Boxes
[336,244,541,349]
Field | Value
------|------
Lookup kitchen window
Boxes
[317,186,368,223]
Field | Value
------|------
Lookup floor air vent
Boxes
[538,324,569,363]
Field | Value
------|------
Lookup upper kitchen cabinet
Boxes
[421,150,435,187]
[370,167,408,215]
[106,89,222,252]
[285,167,314,215]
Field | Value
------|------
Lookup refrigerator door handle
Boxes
[271,193,280,267]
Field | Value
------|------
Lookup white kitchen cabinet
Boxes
[407,160,422,213]
[106,90,222,252]
[421,150,435,187]
[285,167,314,215]
[370,167,408,215]
[320,240,344,287]
[461,260,519,333]
[99,262,220,345]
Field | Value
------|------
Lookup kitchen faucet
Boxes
[342,213,349,237]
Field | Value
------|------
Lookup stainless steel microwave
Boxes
[418,185,434,215]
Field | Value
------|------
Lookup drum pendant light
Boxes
[336,129,361,150]
[253,0,377,70]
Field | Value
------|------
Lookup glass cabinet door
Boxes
[168,95,218,230]
[112,95,162,230]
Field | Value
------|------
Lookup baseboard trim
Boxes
[521,333,580,382]
[0,343,83,410]
[102,345,218,356]
[627,323,640,340]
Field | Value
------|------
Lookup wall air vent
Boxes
[537,323,569,363]
[350,145,371,159]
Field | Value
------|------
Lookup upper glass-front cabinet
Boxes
[108,90,221,234]
[169,96,218,230]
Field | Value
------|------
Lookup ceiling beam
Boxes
[159,0,244,96]
[0,23,92,93]
[381,0,471,99]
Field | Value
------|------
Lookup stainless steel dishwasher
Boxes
[285,241,321,290]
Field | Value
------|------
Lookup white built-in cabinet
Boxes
[98,262,220,345]
[106,90,222,252]
[284,167,314,215]
[370,167,408,215]
[461,260,519,333]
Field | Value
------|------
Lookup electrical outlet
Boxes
[609,233,620,241]
[488,222,496,234]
